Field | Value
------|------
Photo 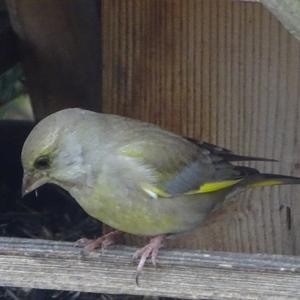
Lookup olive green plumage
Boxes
[21,108,300,236]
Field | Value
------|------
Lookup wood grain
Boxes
[1,237,300,299]
[5,0,101,118]
[101,0,300,254]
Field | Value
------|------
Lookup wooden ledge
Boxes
[0,237,300,299]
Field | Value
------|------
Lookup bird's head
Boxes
[21,109,86,197]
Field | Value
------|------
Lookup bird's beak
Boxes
[22,173,48,197]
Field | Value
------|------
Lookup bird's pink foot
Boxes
[132,235,166,285]
[75,230,122,255]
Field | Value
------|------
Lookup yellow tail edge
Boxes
[247,174,300,188]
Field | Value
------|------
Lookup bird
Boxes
[21,108,300,284]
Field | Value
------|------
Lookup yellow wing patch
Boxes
[141,179,242,199]
[185,179,242,195]
[248,179,282,187]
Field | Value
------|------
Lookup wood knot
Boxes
[293,162,300,170]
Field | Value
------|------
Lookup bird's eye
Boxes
[34,156,50,170]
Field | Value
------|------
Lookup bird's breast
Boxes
[69,178,220,236]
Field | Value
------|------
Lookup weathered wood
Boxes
[261,0,300,42]
[101,0,300,255]
[1,237,300,299]
[238,0,300,43]
[257,0,300,42]
[5,0,101,119]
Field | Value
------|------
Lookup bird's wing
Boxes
[117,129,269,197]
[186,138,277,162]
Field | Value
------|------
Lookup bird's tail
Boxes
[243,173,300,188]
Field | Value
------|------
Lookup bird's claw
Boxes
[74,238,91,247]
[75,230,122,256]
[132,235,165,285]
[76,232,165,285]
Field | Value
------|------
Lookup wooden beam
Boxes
[1,237,300,299]
[5,0,101,119]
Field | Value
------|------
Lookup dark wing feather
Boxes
[186,138,278,162]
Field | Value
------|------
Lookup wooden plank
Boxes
[101,0,300,255]
[1,237,300,299]
[5,0,101,119]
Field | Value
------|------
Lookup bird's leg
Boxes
[132,234,166,285]
[75,230,123,254]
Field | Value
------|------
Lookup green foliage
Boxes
[0,64,24,105]
[0,64,34,120]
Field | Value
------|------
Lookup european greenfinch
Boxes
[21,108,300,282]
